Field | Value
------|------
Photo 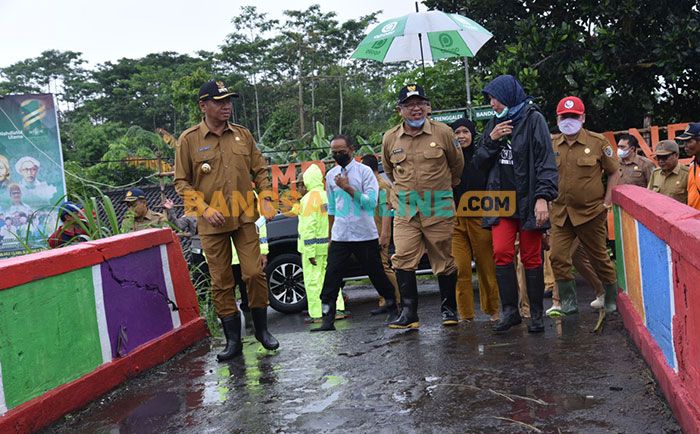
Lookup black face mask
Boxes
[332,151,351,167]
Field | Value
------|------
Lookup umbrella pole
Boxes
[463,57,472,117]
[415,2,426,81]
[418,33,426,80]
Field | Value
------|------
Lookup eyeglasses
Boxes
[400,100,429,109]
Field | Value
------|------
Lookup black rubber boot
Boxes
[242,309,253,330]
[217,314,243,361]
[492,264,522,333]
[389,270,420,329]
[251,308,279,350]
[370,306,389,316]
[310,302,336,332]
[438,272,459,326]
[525,267,545,333]
[383,298,400,324]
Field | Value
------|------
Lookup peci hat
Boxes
[556,96,585,116]
[398,84,429,104]
[654,140,679,156]
[199,80,239,101]
[123,188,146,202]
[675,122,700,141]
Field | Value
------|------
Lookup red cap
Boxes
[556,96,585,115]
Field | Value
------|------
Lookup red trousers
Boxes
[491,218,542,268]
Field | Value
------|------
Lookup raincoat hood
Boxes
[303,163,324,190]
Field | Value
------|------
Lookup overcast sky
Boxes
[0,0,417,68]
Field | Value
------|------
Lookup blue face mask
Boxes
[406,117,426,129]
[495,106,509,119]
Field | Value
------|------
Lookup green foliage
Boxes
[424,0,700,130]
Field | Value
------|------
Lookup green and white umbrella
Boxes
[351,10,493,63]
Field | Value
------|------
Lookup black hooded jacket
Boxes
[473,103,559,230]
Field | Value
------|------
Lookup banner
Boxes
[0,94,66,257]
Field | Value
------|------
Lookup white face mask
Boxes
[558,118,583,136]
[617,148,631,159]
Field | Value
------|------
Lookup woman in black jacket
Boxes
[473,75,558,333]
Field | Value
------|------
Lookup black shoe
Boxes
[525,267,545,333]
[217,314,243,361]
[311,303,336,332]
[370,306,389,316]
[389,270,420,329]
[251,308,279,350]
[438,272,459,326]
[492,264,522,333]
[383,299,400,324]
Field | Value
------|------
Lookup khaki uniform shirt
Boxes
[174,121,271,235]
[122,209,168,233]
[551,129,619,226]
[374,174,394,235]
[382,119,464,222]
[619,154,655,188]
[648,163,689,204]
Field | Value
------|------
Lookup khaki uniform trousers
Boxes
[550,211,616,285]
[201,222,268,318]
[451,216,500,319]
[378,243,401,306]
[392,214,456,275]
[550,238,604,303]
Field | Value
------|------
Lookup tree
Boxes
[424,0,700,130]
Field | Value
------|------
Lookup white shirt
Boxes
[326,159,379,242]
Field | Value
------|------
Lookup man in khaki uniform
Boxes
[174,80,278,361]
[381,84,464,329]
[617,133,655,187]
[648,140,689,204]
[361,154,401,314]
[550,96,620,315]
[120,188,169,232]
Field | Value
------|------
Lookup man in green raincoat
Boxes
[297,163,346,322]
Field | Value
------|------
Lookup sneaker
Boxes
[590,294,605,310]
[546,304,563,318]
[304,316,322,324]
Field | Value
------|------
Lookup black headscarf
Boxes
[450,117,476,139]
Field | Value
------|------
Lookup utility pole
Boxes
[311,79,316,130]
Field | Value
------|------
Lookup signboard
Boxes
[432,110,467,124]
[471,105,496,121]
[432,106,495,123]
[0,94,66,257]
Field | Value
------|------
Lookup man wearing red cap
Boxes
[549,96,620,315]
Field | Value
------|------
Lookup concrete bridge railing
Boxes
[613,185,700,434]
[0,228,208,433]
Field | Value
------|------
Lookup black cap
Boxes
[123,188,146,202]
[398,84,429,104]
[199,80,239,101]
[676,122,700,141]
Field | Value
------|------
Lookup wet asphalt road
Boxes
[43,278,680,434]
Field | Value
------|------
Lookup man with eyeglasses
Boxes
[676,122,700,211]
[381,84,464,329]
[120,188,168,232]
[647,140,688,204]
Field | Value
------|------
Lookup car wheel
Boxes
[266,253,307,313]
